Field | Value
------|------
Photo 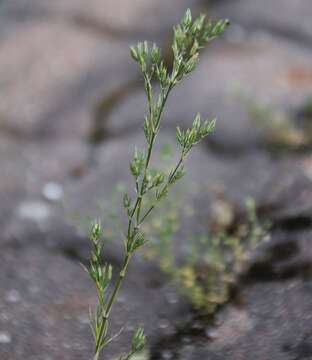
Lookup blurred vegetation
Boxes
[247,95,312,152]
[144,193,269,314]
[93,144,269,315]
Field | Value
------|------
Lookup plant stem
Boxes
[94,254,131,358]
[139,154,184,225]
[88,12,230,360]
[168,155,184,183]
[135,86,172,224]
[94,84,173,360]
[139,205,155,225]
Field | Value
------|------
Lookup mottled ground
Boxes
[1,1,312,359]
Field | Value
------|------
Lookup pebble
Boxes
[165,292,178,305]
[0,332,11,344]
[42,182,64,201]
[17,201,50,222]
[158,319,170,330]
[5,289,21,304]
[161,350,173,359]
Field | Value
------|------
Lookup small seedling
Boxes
[85,10,229,360]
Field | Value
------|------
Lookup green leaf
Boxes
[192,113,201,131]
[156,186,168,201]
[101,263,113,289]
[131,327,146,353]
[90,221,102,242]
[130,46,139,62]
[130,148,145,179]
[176,126,184,147]
[127,228,147,253]
[153,172,165,187]
[182,9,192,29]
[123,193,131,209]
[143,116,153,144]
[191,14,206,35]
[200,118,216,137]
[169,166,185,185]
[132,231,146,252]
[151,43,161,64]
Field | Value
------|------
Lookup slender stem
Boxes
[135,85,172,224]
[94,254,131,357]
[139,205,155,225]
[168,155,184,183]
[93,78,176,360]
[139,154,184,225]
[106,254,131,316]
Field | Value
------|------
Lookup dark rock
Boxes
[152,224,312,359]
[173,278,312,359]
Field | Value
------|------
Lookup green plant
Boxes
[171,197,269,313]
[144,192,269,314]
[84,9,229,360]
[247,99,308,149]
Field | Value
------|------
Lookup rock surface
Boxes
[1,0,312,359]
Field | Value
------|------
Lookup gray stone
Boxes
[0,0,202,39]
[212,0,312,46]
[257,163,312,226]
[2,131,275,269]
[0,246,188,359]
[1,2,312,359]
[152,224,312,359]
[102,36,312,151]
[0,20,136,141]
[173,278,312,360]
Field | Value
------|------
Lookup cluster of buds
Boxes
[176,113,216,155]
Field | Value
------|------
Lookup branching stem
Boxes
[87,10,229,360]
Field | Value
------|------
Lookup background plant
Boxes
[245,96,312,151]
[166,197,269,313]
[143,189,269,313]
[84,9,229,360]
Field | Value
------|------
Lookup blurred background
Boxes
[1,1,312,359]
